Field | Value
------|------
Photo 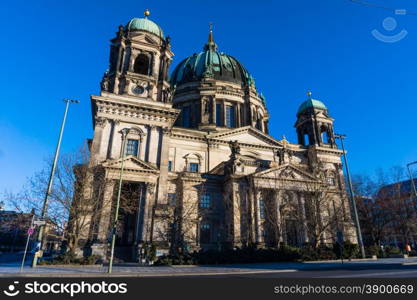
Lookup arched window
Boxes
[133,54,150,75]
[303,133,310,146]
[320,125,329,144]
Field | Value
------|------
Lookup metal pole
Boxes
[335,134,366,259]
[20,214,35,272]
[108,128,130,274]
[32,99,79,267]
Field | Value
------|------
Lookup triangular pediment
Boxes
[131,33,160,45]
[208,126,282,147]
[253,164,319,181]
[102,155,159,172]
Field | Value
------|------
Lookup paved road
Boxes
[1,258,416,278]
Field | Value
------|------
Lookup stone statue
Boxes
[100,72,109,91]
[229,140,241,159]
[117,25,124,38]
[276,145,293,165]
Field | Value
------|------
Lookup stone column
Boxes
[106,119,119,159]
[255,189,263,244]
[143,183,156,242]
[156,128,171,204]
[247,187,257,244]
[90,117,107,166]
[276,191,283,244]
[298,193,309,243]
[211,97,216,125]
[236,104,241,127]
[148,126,158,164]
[222,101,227,127]
[145,125,153,162]
[96,180,115,243]
[134,184,145,243]
[139,133,147,161]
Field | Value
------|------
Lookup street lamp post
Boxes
[335,133,366,259]
[108,128,130,274]
[32,99,79,267]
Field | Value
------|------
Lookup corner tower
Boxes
[101,9,174,102]
[295,92,336,148]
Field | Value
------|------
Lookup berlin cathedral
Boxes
[80,10,358,261]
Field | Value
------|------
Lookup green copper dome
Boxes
[126,18,164,38]
[297,99,327,116]
[170,30,256,88]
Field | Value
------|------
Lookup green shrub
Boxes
[366,245,380,257]
[301,245,336,261]
[342,241,360,259]
[39,253,100,265]
[384,246,401,255]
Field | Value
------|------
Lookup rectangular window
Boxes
[168,161,173,172]
[216,103,222,126]
[188,162,199,173]
[200,224,211,244]
[200,194,211,208]
[259,200,265,219]
[225,105,235,128]
[167,193,177,205]
[126,139,139,156]
[182,106,191,128]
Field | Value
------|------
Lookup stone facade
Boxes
[80,15,358,261]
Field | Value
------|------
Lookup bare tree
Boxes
[4,143,116,255]
[353,174,390,246]
[153,173,205,255]
[302,180,345,248]
[353,166,417,249]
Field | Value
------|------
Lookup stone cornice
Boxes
[91,95,180,127]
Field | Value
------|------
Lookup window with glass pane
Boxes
[168,161,173,172]
[225,105,235,128]
[200,224,211,244]
[168,193,176,205]
[188,162,199,173]
[182,106,191,128]
[200,194,211,208]
[216,103,222,126]
[126,139,139,156]
[259,199,265,219]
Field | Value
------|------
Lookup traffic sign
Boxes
[33,220,46,226]
[27,227,34,235]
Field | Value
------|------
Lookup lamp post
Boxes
[108,128,130,274]
[32,99,79,267]
[406,161,417,202]
[334,133,366,259]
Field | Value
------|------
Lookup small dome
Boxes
[126,18,164,38]
[170,30,255,88]
[297,99,327,116]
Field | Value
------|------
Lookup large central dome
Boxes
[170,30,255,87]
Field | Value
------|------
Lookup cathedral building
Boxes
[82,11,358,261]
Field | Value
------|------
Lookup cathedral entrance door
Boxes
[114,182,145,262]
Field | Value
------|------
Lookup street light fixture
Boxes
[108,128,130,274]
[32,98,79,267]
[334,133,366,259]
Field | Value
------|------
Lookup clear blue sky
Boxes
[1,0,417,193]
